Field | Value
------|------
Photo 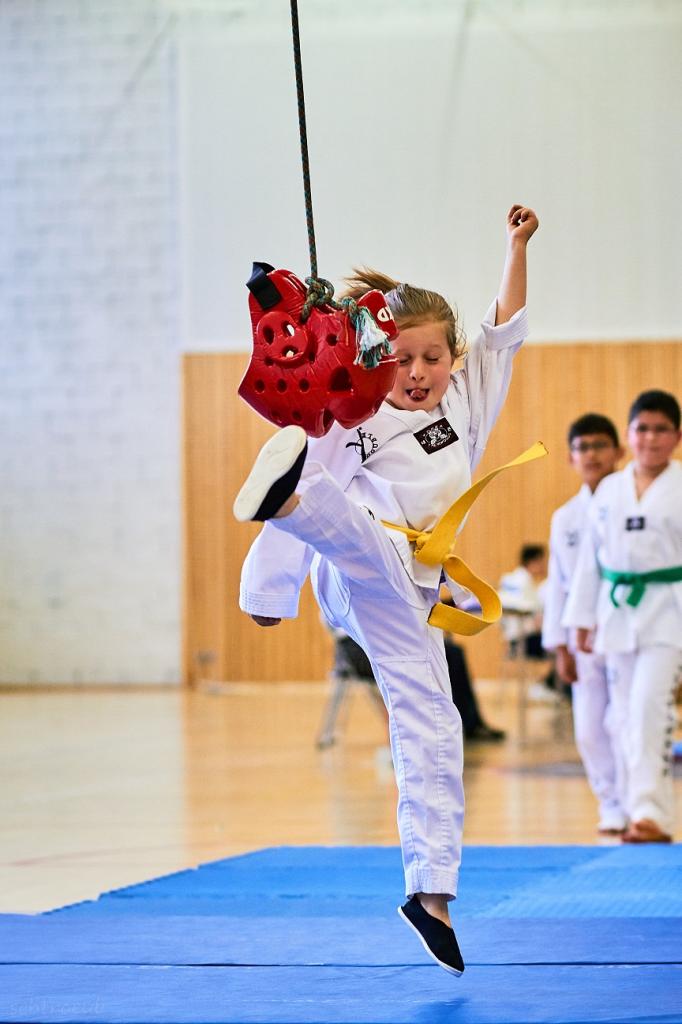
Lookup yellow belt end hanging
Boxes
[383,441,548,637]
[428,555,503,636]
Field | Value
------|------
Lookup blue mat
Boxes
[47,845,607,918]
[2,845,681,1023]
[0,915,679,966]
[1,964,681,1023]
[50,845,602,907]
[49,845,682,919]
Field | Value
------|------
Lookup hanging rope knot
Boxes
[301,276,336,321]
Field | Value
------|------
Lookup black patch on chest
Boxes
[413,418,459,454]
[565,530,580,548]
[625,516,646,531]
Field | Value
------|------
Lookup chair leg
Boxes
[500,645,530,746]
[366,681,387,720]
[316,673,349,749]
[517,655,528,746]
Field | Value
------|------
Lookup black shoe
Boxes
[398,895,464,976]
[233,426,308,522]
[464,723,506,743]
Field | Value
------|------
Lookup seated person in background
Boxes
[334,630,505,744]
[444,638,506,742]
[499,543,548,658]
[332,629,375,682]
[438,590,506,741]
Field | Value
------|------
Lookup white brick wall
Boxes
[3,0,680,684]
[0,2,181,683]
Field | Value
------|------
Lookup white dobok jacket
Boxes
[562,461,682,654]
[240,302,529,620]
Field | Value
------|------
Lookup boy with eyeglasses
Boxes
[543,413,626,834]
[564,391,682,843]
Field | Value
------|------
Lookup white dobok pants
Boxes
[573,650,626,830]
[272,463,464,899]
[606,645,682,836]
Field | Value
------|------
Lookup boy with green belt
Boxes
[564,391,682,843]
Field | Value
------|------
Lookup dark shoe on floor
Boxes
[398,895,464,976]
[622,818,672,844]
[465,723,506,743]
[233,425,308,522]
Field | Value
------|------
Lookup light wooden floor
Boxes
[1,681,679,914]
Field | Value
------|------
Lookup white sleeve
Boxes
[239,522,315,619]
[542,512,569,650]
[461,300,528,471]
[562,505,601,631]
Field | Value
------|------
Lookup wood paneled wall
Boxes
[183,342,681,685]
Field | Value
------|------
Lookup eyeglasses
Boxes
[630,424,677,436]
[570,440,614,454]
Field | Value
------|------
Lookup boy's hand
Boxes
[576,628,593,654]
[251,614,281,627]
[507,205,539,243]
[555,645,577,684]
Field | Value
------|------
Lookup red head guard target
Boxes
[238,263,399,437]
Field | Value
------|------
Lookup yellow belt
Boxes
[382,442,548,636]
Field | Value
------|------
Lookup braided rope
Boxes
[290,2,354,325]
[290,0,318,281]
[289,3,388,369]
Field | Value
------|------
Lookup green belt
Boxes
[600,564,682,608]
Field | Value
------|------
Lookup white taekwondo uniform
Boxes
[240,301,528,899]
[542,484,625,830]
[563,461,682,836]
